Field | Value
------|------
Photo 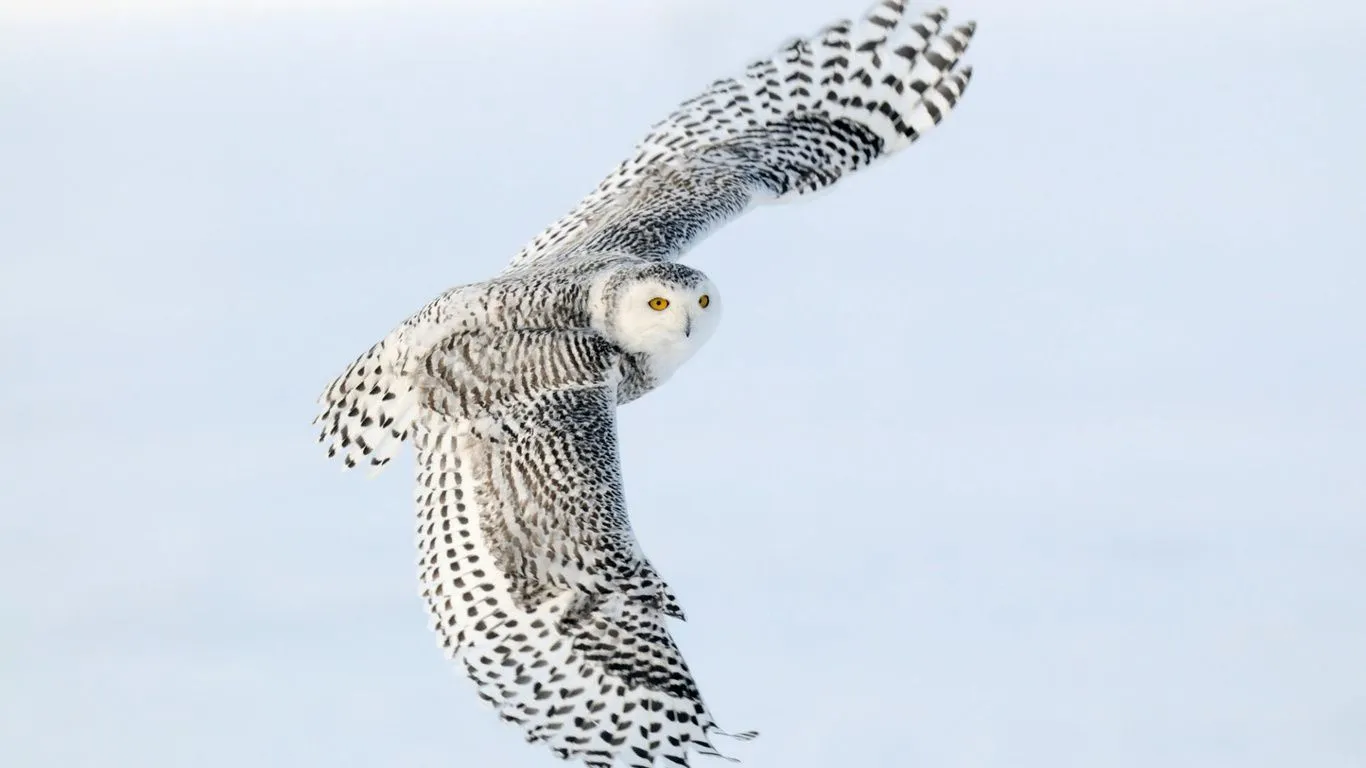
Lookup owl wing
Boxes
[414,328,754,767]
[506,0,975,268]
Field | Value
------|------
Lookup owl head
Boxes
[590,260,721,380]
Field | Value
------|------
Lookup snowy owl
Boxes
[314,1,976,765]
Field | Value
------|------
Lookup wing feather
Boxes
[507,0,977,268]
[414,328,753,766]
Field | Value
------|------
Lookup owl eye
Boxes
[698,294,710,309]
[647,297,670,311]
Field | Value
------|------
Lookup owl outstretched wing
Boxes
[506,0,976,268]
[413,328,754,767]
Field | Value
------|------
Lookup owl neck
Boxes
[614,347,694,404]
[614,353,660,405]
[629,341,695,388]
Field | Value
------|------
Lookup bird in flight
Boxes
[314,2,977,765]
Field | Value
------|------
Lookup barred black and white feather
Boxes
[314,259,605,472]
[506,0,976,267]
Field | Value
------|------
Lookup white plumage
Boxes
[314,2,977,765]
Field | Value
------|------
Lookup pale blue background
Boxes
[2,1,1363,766]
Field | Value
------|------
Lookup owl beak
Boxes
[684,315,693,337]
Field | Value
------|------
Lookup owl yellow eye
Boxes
[647,297,670,311]
[698,294,710,309]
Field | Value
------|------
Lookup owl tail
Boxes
[314,330,420,473]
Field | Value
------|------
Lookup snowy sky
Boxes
[2,1,1363,766]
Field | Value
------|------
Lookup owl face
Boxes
[594,262,721,379]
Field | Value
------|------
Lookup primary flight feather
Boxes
[314,2,977,765]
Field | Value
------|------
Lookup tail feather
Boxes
[314,335,420,472]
